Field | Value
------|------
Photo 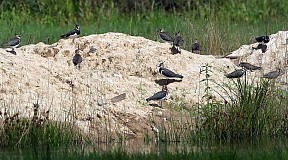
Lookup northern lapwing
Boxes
[252,43,267,53]
[225,68,246,78]
[170,45,181,54]
[2,34,21,53]
[191,39,201,54]
[262,68,283,79]
[255,35,270,43]
[159,28,174,43]
[60,24,80,43]
[72,47,82,69]
[158,62,183,79]
[146,86,168,107]
[238,62,262,71]
[173,31,184,47]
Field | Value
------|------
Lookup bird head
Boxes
[175,31,180,36]
[158,61,165,68]
[159,28,165,32]
[15,34,21,39]
[75,24,80,30]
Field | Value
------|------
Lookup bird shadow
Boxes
[6,50,16,55]
[148,103,162,108]
[155,78,182,86]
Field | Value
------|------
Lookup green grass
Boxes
[1,1,288,151]
[0,103,85,148]
[0,10,288,55]
[1,139,288,160]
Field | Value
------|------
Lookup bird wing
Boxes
[146,91,167,101]
[226,69,244,78]
[159,32,174,42]
[61,29,77,38]
[263,71,279,79]
[161,68,177,77]
[192,43,200,51]
[255,36,264,42]
[5,37,20,47]
[174,36,184,46]
[161,68,183,78]
[73,54,82,65]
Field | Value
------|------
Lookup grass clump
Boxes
[197,76,288,142]
[0,103,84,148]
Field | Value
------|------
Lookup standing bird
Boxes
[72,48,82,68]
[173,31,184,47]
[170,45,181,54]
[60,24,80,43]
[262,68,283,79]
[158,28,174,43]
[238,62,262,71]
[225,68,246,78]
[2,34,21,53]
[146,86,168,107]
[158,62,183,79]
[191,39,201,54]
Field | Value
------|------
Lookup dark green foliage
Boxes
[0,103,83,147]
[1,0,288,22]
[198,78,288,142]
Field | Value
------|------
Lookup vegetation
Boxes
[0,0,288,158]
[0,0,288,54]
[0,103,84,148]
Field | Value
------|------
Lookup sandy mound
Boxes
[0,32,260,139]
[226,31,288,84]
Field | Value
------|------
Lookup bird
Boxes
[2,34,21,52]
[146,86,168,102]
[262,68,283,79]
[238,62,262,71]
[60,24,80,43]
[225,68,246,78]
[72,48,82,68]
[191,39,201,54]
[158,62,183,79]
[173,31,184,47]
[158,28,174,43]
[170,45,181,54]
[255,35,270,43]
[252,43,267,53]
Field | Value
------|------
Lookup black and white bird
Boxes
[262,68,283,79]
[173,31,184,47]
[60,24,80,42]
[255,35,270,43]
[191,39,201,54]
[146,86,168,102]
[72,48,82,68]
[170,45,181,54]
[2,34,21,52]
[159,28,174,43]
[158,62,183,79]
[238,62,262,71]
[225,68,246,78]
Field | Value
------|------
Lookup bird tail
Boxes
[60,34,67,38]
[175,74,183,79]
[256,67,262,70]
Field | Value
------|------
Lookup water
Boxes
[1,138,288,160]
